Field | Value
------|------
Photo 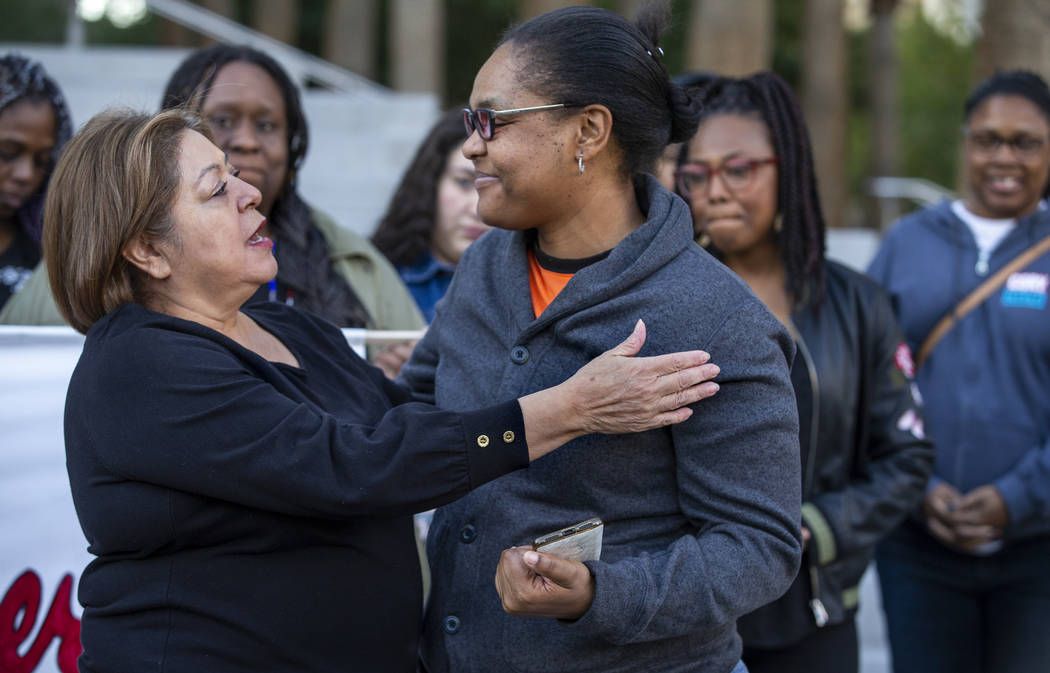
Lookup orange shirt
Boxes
[527,249,574,318]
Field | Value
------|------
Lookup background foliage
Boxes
[0,0,976,206]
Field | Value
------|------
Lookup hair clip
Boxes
[647,46,665,59]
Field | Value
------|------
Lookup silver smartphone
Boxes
[532,517,604,562]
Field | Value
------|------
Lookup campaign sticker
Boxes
[896,408,925,439]
[893,342,915,379]
[1001,272,1048,310]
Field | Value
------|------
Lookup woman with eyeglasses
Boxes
[678,72,933,673]
[868,70,1050,673]
[399,5,803,673]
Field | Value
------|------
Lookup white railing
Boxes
[869,176,955,207]
[138,0,387,97]
[0,326,424,358]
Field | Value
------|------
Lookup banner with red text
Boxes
[0,327,87,673]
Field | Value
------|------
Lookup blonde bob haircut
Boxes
[44,108,212,333]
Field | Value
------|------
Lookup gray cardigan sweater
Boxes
[401,178,802,673]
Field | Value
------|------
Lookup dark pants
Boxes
[742,617,857,673]
[876,521,1050,673]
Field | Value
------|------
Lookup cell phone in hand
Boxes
[532,517,603,562]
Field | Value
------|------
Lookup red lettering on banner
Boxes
[0,570,81,673]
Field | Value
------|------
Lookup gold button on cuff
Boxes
[502,430,515,443]
[476,434,490,448]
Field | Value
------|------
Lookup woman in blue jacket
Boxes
[869,70,1050,673]
[372,109,489,323]
[679,72,934,673]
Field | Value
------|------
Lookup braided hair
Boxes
[372,109,466,267]
[964,69,1050,199]
[0,53,74,245]
[687,72,827,310]
[160,44,371,327]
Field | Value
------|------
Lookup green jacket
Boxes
[0,206,425,333]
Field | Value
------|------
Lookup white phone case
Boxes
[533,517,604,562]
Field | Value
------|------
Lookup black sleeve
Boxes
[804,287,935,565]
[70,329,528,519]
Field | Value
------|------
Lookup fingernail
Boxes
[523,551,539,566]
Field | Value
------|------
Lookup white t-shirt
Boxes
[951,201,1015,276]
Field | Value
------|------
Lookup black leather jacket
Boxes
[738,261,935,648]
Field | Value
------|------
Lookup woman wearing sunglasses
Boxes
[679,72,933,673]
[400,5,804,673]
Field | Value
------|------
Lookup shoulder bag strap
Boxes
[916,231,1050,371]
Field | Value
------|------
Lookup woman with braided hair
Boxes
[678,72,933,673]
[0,53,72,312]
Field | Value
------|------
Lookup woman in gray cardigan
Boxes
[400,5,802,673]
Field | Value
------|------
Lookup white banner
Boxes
[0,325,419,672]
[0,327,87,673]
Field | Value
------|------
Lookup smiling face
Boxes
[430,146,486,265]
[684,113,779,257]
[963,94,1050,219]
[200,61,289,217]
[154,129,275,311]
[462,43,581,231]
[0,98,57,221]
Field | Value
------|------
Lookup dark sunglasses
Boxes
[462,103,578,140]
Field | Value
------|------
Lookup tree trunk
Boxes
[323,0,378,79]
[684,0,773,77]
[253,0,299,45]
[617,0,646,20]
[518,0,591,21]
[200,0,235,18]
[975,0,1050,84]
[389,0,445,95]
[801,0,847,228]
[868,0,900,230]
[195,0,236,47]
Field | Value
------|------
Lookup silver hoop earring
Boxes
[577,152,585,175]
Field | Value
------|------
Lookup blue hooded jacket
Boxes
[868,200,1050,541]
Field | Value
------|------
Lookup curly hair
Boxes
[372,109,467,267]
